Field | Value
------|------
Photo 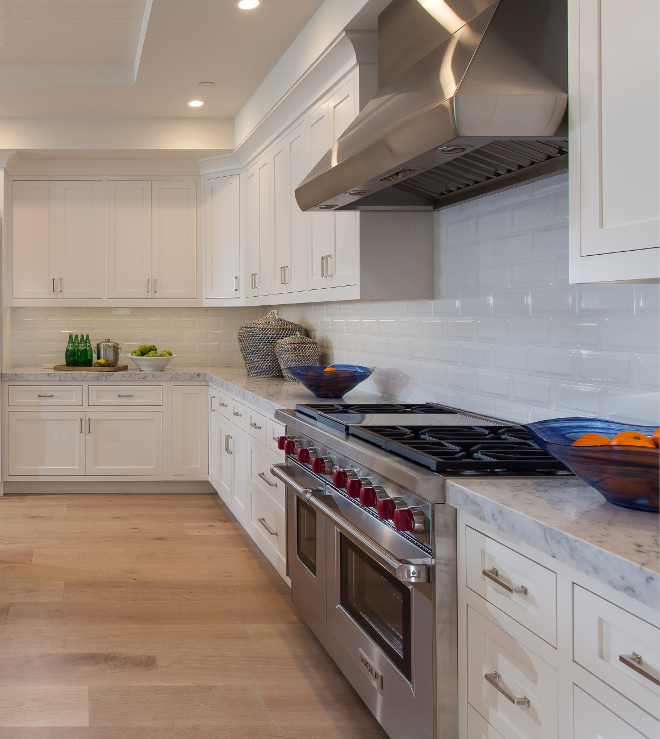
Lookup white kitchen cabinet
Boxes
[208,390,220,484]
[152,181,197,299]
[12,181,103,300]
[7,411,86,475]
[245,154,272,298]
[85,412,163,476]
[573,687,647,739]
[204,174,241,299]
[216,418,248,517]
[171,385,209,476]
[106,181,152,299]
[569,0,659,282]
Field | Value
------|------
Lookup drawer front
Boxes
[573,585,660,718]
[468,705,507,739]
[249,483,286,565]
[466,526,557,647]
[246,408,268,446]
[216,389,232,419]
[468,606,557,739]
[88,385,163,406]
[9,385,83,406]
[248,442,284,508]
[229,398,246,429]
[267,417,285,455]
[573,686,650,739]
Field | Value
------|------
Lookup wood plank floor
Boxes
[0,493,388,738]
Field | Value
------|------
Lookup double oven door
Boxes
[281,460,435,739]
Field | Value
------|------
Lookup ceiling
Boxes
[0,0,325,118]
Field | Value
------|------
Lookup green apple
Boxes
[130,349,142,357]
[163,349,173,356]
[146,351,158,357]
[138,343,149,355]
[146,345,157,353]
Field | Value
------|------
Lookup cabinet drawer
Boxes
[249,483,286,565]
[468,606,557,739]
[228,398,246,429]
[8,385,82,406]
[468,705,507,739]
[88,385,163,406]
[267,417,285,455]
[573,686,651,739]
[573,586,659,718]
[249,442,284,508]
[466,526,557,647]
[246,408,267,446]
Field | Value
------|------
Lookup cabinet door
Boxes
[208,391,220,484]
[152,181,197,299]
[574,686,647,739]
[107,181,152,299]
[171,385,209,476]
[204,175,240,299]
[257,155,272,297]
[287,122,309,293]
[244,163,261,298]
[230,429,249,518]
[570,0,659,280]
[307,99,333,291]
[7,412,85,476]
[271,138,290,296]
[57,181,104,299]
[12,181,58,299]
[328,78,358,289]
[86,412,163,476]
[218,417,234,506]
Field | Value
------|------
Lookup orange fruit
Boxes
[652,429,660,447]
[572,433,612,446]
[611,431,656,448]
[323,366,337,372]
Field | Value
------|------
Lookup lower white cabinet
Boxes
[249,483,286,569]
[209,390,220,484]
[86,412,162,476]
[7,412,86,476]
[171,385,209,477]
[573,687,646,739]
[216,413,248,515]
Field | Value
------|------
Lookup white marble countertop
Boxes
[446,477,660,610]
[1,366,381,416]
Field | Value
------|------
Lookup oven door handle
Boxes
[270,464,430,585]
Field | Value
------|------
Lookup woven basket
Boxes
[275,333,321,382]
[238,310,307,377]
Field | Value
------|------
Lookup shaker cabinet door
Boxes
[204,175,240,299]
[86,412,163,476]
[107,181,152,299]
[573,686,648,739]
[171,385,209,476]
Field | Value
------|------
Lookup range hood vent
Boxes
[296,0,568,212]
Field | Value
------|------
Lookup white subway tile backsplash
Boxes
[445,217,474,245]
[578,351,633,386]
[607,389,660,426]
[556,382,603,414]
[476,370,510,399]
[433,342,460,364]
[378,319,397,336]
[532,225,567,254]
[605,317,660,351]
[635,284,660,315]
[459,296,492,316]
[447,366,476,392]
[578,284,635,315]
[447,318,476,340]
[638,354,660,390]
[511,197,552,231]
[553,319,601,348]
[476,209,508,238]
[512,376,552,406]
[511,317,551,344]
[530,287,577,314]
[477,319,509,342]
[409,339,432,360]
[460,343,491,367]
[531,348,576,379]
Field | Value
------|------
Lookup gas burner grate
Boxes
[349,424,570,474]
[296,402,454,418]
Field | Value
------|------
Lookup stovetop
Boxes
[295,402,571,476]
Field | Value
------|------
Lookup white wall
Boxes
[278,174,660,426]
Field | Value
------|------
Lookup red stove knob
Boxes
[297,448,310,464]
[277,435,288,450]
[333,469,348,489]
[284,439,296,456]
[377,498,396,520]
[360,486,377,507]
[346,478,362,498]
[311,457,327,475]
[394,508,415,532]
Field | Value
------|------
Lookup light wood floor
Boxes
[0,493,388,738]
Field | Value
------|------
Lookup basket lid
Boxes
[238,310,304,336]
[275,332,317,347]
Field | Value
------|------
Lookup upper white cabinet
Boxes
[569,0,660,282]
[13,181,103,300]
[151,181,197,299]
[245,154,272,299]
[204,174,241,300]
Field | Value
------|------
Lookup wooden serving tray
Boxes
[54,365,128,372]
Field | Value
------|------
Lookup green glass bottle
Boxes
[77,334,88,367]
[72,334,80,366]
[65,334,76,367]
[85,335,93,367]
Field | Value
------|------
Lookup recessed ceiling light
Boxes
[188,100,204,107]
[237,0,261,9]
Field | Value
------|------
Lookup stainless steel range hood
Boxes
[296,0,568,212]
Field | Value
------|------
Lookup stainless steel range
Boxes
[271,402,571,739]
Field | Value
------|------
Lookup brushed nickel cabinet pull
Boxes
[210,395,216,412]
[258,472,277,487]
[87,418,91,434]
[225,435,232,454]
[52,278,56,293]
[80,418,84,434]
[233,411,242,417]
[482,567,528,595]
[59,278,63,293]
[146,278,150,293]
[325,254,333,277]
[233,276,239,291]
[619,653,660,686]
[250,421,262,429]
[321,255,325,278]
[154,278,157,294]
[117,394,133,398]
[484,672,530,707]
[258,517,277,536]
[219,402,227,408]
[38,394,54,398]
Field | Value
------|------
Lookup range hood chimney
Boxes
[296,0,568,212]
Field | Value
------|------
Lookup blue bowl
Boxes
[525,418,659,513]
[286,364,373,398]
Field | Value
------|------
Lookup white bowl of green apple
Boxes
[128,344,176,372]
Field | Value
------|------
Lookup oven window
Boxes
[340,535,412,681]
[296,497,316,576]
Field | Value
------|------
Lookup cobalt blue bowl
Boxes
[524,418,659,513]
[286,364,373,399]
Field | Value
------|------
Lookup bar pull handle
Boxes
[258,517,277,536]
[325,254,333,277]
[321,255,325,278]
[280,266,286,285]
[233,276,239,291]
[59,278,63,293]
[484,672,530,707]
[87,418,91,434]
[482,568,527,595]
[38,394,54,398]
[225,435,232,454]
[147,278,150,293]
[154,278,157,294]
[250,421,262,430]
[219,402,227,408]
[52,278,56,293]
[619,653,660,686]
[233,411,242,417]
[258,472,277,487]
[117,394,133,398]
[80,418,84,434]
[210,395,216,412]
